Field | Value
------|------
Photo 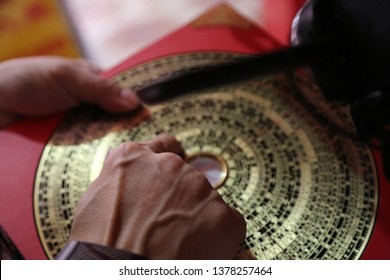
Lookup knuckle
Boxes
[156,133,176,145]
[120,142,144,155]
[107,142,143,160]
[152,138,167,152]
[157,152,184,169]
[102,142,150,174]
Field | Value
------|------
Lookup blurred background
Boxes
[0,0,305,69]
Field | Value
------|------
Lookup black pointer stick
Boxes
[136,39,341,104]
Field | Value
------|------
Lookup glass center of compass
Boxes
[187,153,228,189]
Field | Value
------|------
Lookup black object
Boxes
[137,0,390,177]
[293,0,390,177]
[56,241,147,260]
[137,39,341,104]
[292,0,390,103]
[0,225,24,260]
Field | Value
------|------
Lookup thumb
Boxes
[60,59,141,112]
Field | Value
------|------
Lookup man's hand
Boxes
[70,134,246,259]
[0,56,140,127]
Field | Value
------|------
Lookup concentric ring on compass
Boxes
[187,153,228,189]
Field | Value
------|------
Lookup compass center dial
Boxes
[187,153,228,189]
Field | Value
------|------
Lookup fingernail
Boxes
[120,89,141,109]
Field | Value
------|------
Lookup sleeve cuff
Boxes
[55,241,148,260]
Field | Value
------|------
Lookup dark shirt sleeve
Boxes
[55,241,148,260]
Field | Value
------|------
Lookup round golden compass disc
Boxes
[34,53,378,259]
